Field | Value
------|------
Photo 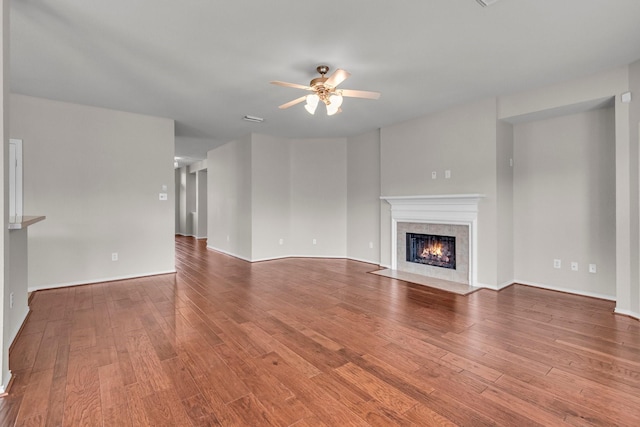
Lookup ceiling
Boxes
[10,1,640,164]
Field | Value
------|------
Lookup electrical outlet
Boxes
[312,238,317,245]
[112,252,118,261]
[431,171,437,179]
[369,241,374,249]
[589,263,597,273]
[279,238,284,245]
[571,262,578,271]
[445,170,451,179]
[159,193,168,201]
[553,259,561,269]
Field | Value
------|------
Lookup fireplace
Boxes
[380,194,483,287]
[406,233,456,269]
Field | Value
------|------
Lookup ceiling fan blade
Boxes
[278,96,307,109]
[271,81,312,90]
[340,89,381,100]
[324,69,351,88]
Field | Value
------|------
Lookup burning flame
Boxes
[421,242,443,259]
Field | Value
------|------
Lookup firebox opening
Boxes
[406,233,456,269]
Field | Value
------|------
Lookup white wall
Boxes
[290,138,347,258]
[251,134,290,261]
[176,166,196,236]
[10,94,176,290]
[347,130,380,264]
[513,108,616,298]
[195,170,207,239]
[496,120,514,287]
[0,0,10,391]
[207,134,350,261]
[174,168,181,233]
[380,98,499,286]
[625,59,640,315]
[206,136,252,260]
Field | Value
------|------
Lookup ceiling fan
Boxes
[271,65,381,116]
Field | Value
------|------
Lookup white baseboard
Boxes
[206,245,357,263]
[176,233,196,238]
[28,270,177,292]
[206,245,252,262]
[513,279,615,301]
[346,256,379,266]
[614,307,640,320]
[287,254,347,260]
[475,281,496,290]
[0,372,13,396]
[9,308,30,346]
[251,255,291,262]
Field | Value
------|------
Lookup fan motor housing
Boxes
[310,77,328,88]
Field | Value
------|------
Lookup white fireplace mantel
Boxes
[381,194,485,287]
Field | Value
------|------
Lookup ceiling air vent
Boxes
[476,0,499,6]
[243,115,264,123]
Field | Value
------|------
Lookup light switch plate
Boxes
[159,193,168,201]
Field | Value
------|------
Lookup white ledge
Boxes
[381,194,485,203]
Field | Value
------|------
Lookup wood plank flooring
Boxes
[2,236,640,425]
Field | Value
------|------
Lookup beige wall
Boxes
[251,133,290,261]
[1,0,9,390]
[513,108,616,298]
[289,138,347,258]
[627,59,640,315]
[496,120,514,287]
[347,130,380,264]
[176,166,196,236]
[10,94,176,290]
[206,136,252,260]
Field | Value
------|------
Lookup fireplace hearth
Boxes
[406,233,456,269]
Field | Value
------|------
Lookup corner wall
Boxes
[496,120,514,288]
[10,94,176,290]
[207,134,353,262]
[347,130,381,264]
[251,133,290,261]
[206,136,252,260]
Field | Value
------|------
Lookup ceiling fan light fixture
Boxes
[305,94,319,115]
[272,66,379,115]
[326,94,343,116]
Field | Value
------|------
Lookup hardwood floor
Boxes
[2,236,640,426]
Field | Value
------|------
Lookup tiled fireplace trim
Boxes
[397,222,470,284]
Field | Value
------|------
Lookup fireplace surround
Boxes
[381,194,483,287]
